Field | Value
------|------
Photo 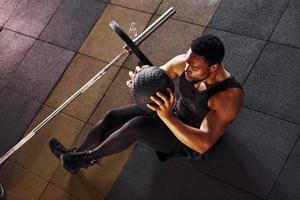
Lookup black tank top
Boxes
[173,72,244,128]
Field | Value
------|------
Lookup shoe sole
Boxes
[60,154,77,174]
[0,183,6,200]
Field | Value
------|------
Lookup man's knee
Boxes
[129,116,149,126]
[125,116,157,138]
[103,109,119,121]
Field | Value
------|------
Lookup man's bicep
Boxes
[199,110,232,147]
[160,54,186,79]
[200,94,243,147]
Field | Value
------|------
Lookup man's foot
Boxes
[60,150,98,174]
[0,183,6,200]
[49,138,73,160]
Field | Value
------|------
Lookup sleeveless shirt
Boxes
[156,71,244,162]
[172,72,244,128]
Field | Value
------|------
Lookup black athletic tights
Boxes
[77,104,178,159]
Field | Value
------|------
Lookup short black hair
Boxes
[191,34,225,65]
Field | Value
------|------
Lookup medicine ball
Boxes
[130,66,174,112]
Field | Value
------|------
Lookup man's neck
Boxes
[203,65,231,87]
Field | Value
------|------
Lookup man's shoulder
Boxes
[209,87,244,120]
[160,54,186,79]
[173,55,186,75]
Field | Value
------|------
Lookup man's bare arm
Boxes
[149,88,244,154]
[126,54,186,88]
[159,54,186,80]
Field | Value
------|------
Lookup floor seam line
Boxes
[266,133,300,199]
[242,0,292,86]
[175,160,265,200]
[107,2,154,15]
[37,0,66,39]
[242,105,300,126]
[266,0,292,42]
[42,103,88,124]
[2,0,23,27]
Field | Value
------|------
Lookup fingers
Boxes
[167,88,176,103]
[128,65,144,88]
[135,66,141,73]
[128,65,143,80]
[147,103,157,111]
[128,71,135,79]
[148,89,176,113]
[150,96,164,108]
[126,80,132,88]
[155,92,169,107]
[150,88,176,108]
[141,65,149,70]
[123,45,132,53]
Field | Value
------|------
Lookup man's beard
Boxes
[185,71,207,84]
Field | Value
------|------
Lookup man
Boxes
[49,35,244,174]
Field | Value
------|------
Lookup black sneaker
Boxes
[60,150,98,174]
[49,138,73,160]
[0,183,6,200]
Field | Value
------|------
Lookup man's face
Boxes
[184,49,212,82]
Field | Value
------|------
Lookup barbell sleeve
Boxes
[133,7,175,45]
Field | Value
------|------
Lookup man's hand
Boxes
[147,88,176,119]
[126,65,149,88]
[123,45,132,54]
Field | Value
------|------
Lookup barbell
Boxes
[0,7,176,165]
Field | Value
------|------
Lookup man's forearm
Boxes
[160,115,210,154]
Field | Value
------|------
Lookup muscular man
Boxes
[49,35,244,174]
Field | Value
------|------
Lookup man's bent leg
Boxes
[61,116,177,173]
[49,104,152,166]
[77,104,152,151]
[91,116,177,158]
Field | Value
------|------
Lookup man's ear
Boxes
[210,64,218,71]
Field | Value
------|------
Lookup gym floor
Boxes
[0,0,300,199]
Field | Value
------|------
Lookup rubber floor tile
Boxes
[0,160,47,200]
[124,17,204,70]
[5,0,62,38]
[10,105,85,180]
[209,0,290,39]
[0,29,35,90]
[106,144,190,200]
[50,123,134,200]
[270,0,300,48]
[89,68,134,125]
[157,0,222,26]
[204,28,265,83]
[79,4,151,65]
[6,40,75,103]
[269,136,300,200]
[110,0,161,13]
[39,183,78,200]
[0,0,22,26]
[40,0,107,51]
[185,108,299,199]
[45,53,119,122]
[0,88,41,157]
[146,158,197,200]
[244,42,300,124]
[179,169,261,200]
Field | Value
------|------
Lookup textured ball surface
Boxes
[130,66,174,111]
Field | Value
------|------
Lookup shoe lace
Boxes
[83,150,102,166]
[93,159,103,166]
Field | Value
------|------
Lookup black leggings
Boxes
[78,104,179,160]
